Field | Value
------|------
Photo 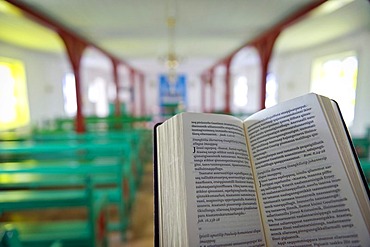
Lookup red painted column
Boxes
[224,58,232,114]
[129,69,136,116]
[59,32,87,133]
[209,69,214,113]
[139,74,146,116]
[5,0,140,128]
[200,74,206,112]
[198,1,325,111]
[111,59,121,117]
[252,31,280,110]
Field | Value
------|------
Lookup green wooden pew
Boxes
[2,161,134,234]
[0,140,134,238]
[352,137,370,159]
[352,137,370,185]
[30,130,146,195]
[51,115,152,132]
[0,161,132,234]
[0,140,128,162]
[359,158,370,186]
[1,224,23,247]
[0,176,108,247]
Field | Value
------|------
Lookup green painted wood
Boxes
[0,177,108,247]
[0,225,22,247]
[8,221,89,240]
[353,137,370,159]
[0,141,128,155]
[0,128,146,238]
[0,163,120,175]
[0,189,88,211]
[32,131,139,142]
[51,116,151,132]
[0,161,132,236]
[359,158,370,182]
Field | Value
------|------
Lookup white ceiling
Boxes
[1,0,369,75]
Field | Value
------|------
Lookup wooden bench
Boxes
[51,115,152,132]
[31,125,150,166]
[2,162,134,234]
[30,130,145,201]
[0,176,108,247]
[352,137,370,159]
[358,158,370,186]
[0,140,129,162]
[352,137,370,185]
[1,224,22,247]
[0,140,135,237]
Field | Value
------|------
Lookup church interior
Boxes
[1,0,370,246]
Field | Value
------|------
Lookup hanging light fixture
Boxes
[160,0,181,83]
[166,15,178,84]
[165,16,179,70]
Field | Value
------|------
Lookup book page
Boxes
[181,113,265,247]
[244,93,370,246]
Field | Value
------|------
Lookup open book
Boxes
[154,93,370,247]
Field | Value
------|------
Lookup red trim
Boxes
[59,33,87,133]
[202,0,327,112]
[224,58,232,114]
[4,0,138,71]
[5,0,143,130]
[96,210,106,245]
[129,69,136,116]
[111,59,121,117]
[205,0,327,71]
[7,0,326,115]
[253,31,280,110]
[200,74,206,112]
[123,178,130,203]
[209,69,214,113]
[140,74,146,116]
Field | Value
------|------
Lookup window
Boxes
[311,52,357,126]
[233,76,248,108]
[0,58,29,131]
[62,73,77,117]
[88,77,109,117]
[265,73,278,108]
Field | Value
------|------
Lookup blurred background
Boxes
[1,0,370,246]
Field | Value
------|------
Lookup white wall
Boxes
[271,29,370,137]
[0,41,69,129]
[1,28,370,136]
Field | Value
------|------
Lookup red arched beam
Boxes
[251,30,280,110]
[129,69,136,116]
[59,32,88,133]
[202,0,327,111]
[209,69,215,113]
[200,74,207,112]
[224,58,232,114]
[201,70,215,113]
[139,73,146,116]
[5,0,143,129]
[111,58,121,117]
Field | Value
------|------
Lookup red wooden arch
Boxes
[202,0,327,112]
[59,32,88,132]
[111,58,121,117]
[6,0,143,132]
[139,73,146,116]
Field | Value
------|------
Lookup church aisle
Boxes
[109,162,154,247]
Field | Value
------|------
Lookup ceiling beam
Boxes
[204,0,327,72]
[4,0,139,72]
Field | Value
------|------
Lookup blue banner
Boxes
[159,74,187,115]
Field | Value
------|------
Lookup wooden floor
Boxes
[110,162,154,247]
